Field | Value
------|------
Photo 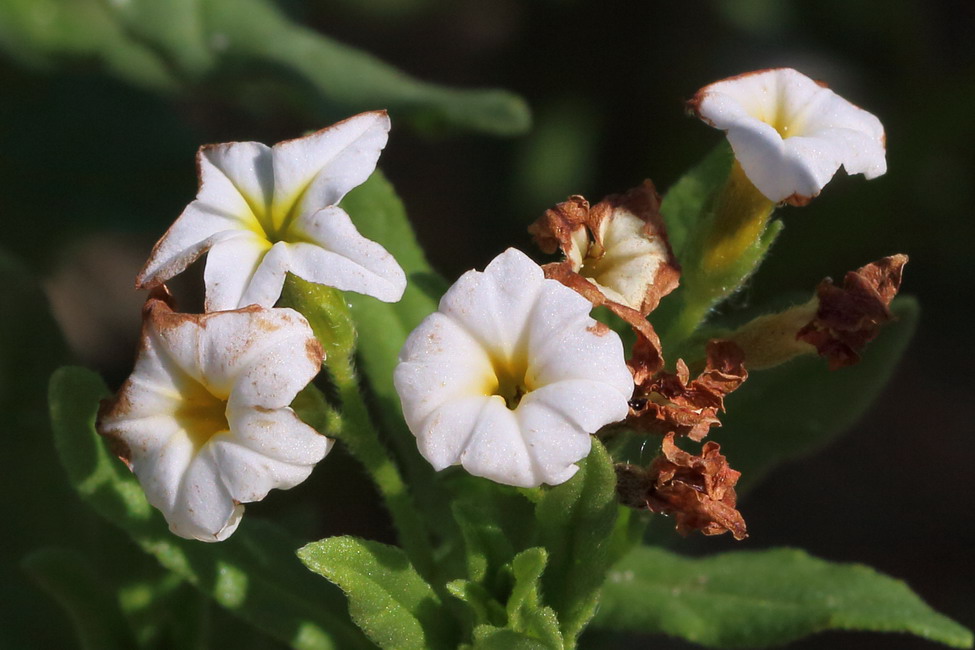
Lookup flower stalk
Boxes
[279,274,436,581]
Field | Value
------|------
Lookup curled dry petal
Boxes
[529,181,680,377]
[97,294,331,541]
[690,68,887,205]
[136,111,406,311]
[394,248,634,488]
[797,255,908,370]
[628,340,748,442]
[616,433,747,540]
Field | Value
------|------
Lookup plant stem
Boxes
[326,352,437,582]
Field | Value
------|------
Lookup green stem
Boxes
[326,352,437,583]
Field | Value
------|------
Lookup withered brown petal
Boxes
[627,340,747,442]
[797,255,907,370]
[615,433,747,540]
[528,195,590,255]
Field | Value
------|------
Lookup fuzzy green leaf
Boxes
[298,536,455,650]
[0,0,530,135]
[451,481,536,588]
[48,366,369,650]
[22,547,137,650]
[720,296,919,491]
[535,440,618,645]
[506,548,563,648]
[593,546,973,648]
[448,580,507,628]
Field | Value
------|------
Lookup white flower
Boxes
[136,111,406,311]
[691,68,886,205]
[394,248,634,488]
[97,296,332,541]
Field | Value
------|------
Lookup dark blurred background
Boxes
[1,0,972,648]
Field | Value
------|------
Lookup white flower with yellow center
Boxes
[394,248,634,488]
[690,68,886,205]
[97,296,331,542]
[136,111,406,311]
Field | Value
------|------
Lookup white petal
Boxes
[525,283,634,401]
[130,422,196,517]
[198,141,274,219]
[272,111,390,227]
[413,395,495,471]
[170,449,244,542]
[136,201,243,289]
[196,307,319,402]
[395,312,495,429]
[438,248,544,360]
[286,207,406,302]
[227,406,332,466]
[203,232,272,312]
[238,242,293,309]
[460,397,537,487]
[209,414,329,503]
[590,208,673,311]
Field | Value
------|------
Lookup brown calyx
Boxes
[797,255,907,370]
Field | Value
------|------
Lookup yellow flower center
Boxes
[174,378,230,451]
[486,355,533,410]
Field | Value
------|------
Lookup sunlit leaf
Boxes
[298,536,456,650]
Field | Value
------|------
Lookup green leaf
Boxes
[719,296,919,491]
[660,142,734,260]
[21,547,137,650]
[451,481,536,587]
[48,366,370,650]
[535,440,618,645]
[506,548,563,648]
[298,536,455,650]
[593,545,973,648]
[0,0,531,135]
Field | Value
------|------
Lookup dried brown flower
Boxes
[616,433,747,540]
[628,340,748,441]
[797,255,907,370]
[530,181,681,378]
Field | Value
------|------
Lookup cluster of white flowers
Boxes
[102,113,407,541]
[101,67,886,541]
